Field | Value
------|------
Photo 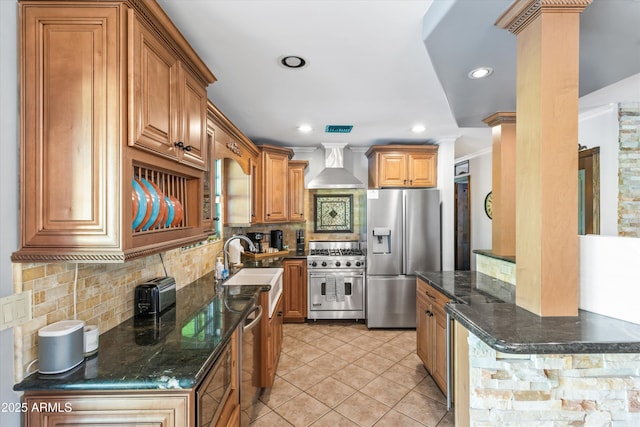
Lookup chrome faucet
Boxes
[223,235,256,272]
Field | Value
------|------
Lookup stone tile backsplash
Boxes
[476,254,516,285]
[14,239,222,381]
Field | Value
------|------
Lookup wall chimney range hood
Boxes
[307,143,364,189]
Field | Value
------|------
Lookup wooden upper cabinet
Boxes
[178,67,208,170]
[129,15,207,170]
[13,0,216,263]
[129,15,179,161]
[366,145,439,188]
[209,101,261,226]
[17,4,122,259]
[288,160,308,222]
[260,145,293,223]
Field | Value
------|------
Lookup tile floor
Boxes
[248,321,454,427]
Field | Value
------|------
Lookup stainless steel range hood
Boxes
[307,143,364,189]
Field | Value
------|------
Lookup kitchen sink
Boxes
[223,268,283,318]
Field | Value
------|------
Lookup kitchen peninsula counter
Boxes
[417,271,640,354]
[14,271,265,392]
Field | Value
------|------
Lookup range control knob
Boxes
[335,261,341,267]
[311,261,317,267]
[355,261,362,267]
[346,261,351,267]
[321,261,327,267]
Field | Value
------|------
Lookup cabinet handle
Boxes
[184,145,193,152]
[174,141,185,149]
[277,311,283,317]
[213,217,220,221]
[426,310,433,317]
[425,291,436,299]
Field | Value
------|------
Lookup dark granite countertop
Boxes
[416,271,515,305]
[14,271,265,392]
[417,271,640,355]
[236,250,307,269]
[473,249,516,264]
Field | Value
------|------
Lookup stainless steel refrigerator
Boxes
[366,188,441,328]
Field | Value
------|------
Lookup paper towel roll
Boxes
[83,325,99,356]
[229,238,244,265]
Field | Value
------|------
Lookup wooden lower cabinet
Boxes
[22,329,240,427]
[259,293,283,388]
[282,259,307,323]
[416,278,452,396]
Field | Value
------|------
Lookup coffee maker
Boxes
[246,232,263,253]
[270,230,283,251]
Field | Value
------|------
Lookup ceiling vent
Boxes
[325,125,353,134]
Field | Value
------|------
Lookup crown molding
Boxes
[483,112,516,127]
[495,0,592,35]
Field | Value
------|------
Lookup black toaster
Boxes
[135,277,176,316]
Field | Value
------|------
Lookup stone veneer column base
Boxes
[467,332,640,426]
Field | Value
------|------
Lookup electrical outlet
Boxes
[0,291,32,331]
[500,264,512,275]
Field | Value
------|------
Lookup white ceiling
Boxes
[157,0,640,159]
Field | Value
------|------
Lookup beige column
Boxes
[496,0,591,316]
[483,112,516,257]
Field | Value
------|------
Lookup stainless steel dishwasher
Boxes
[240,303,262,426]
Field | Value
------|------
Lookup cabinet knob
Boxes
[213,217,220,221]
[277,311,283,317]
[410,180,413,185]
[174,141,185,149]
[184,145,193,152]
[403,179,407,184]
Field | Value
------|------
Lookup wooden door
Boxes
[250,158,261,224]
[19,4,122,251]
[416,292,431,369]
[455,177,471,270]
[261,295,283,387]
[288,162,307,221]
[432,303,448,393]
[178,66,208,170]
[408,152,437,187]
[283,260,307,322]
[262,151,288,222]
[130,15,179,160]
[23,392,190,427]
[578,147,600,235]
[378,153,407,187]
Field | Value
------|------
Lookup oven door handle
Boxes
[309,272,363,278]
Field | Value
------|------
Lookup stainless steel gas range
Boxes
[307,241,366,321]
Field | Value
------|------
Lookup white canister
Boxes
[83,325,99,356]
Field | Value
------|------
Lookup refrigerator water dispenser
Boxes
[372,227,391,253]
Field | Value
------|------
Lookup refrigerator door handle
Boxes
[402,190,407,275]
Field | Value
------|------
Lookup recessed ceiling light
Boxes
[468,67,493,79]
[297,124,312,133]
[411,125,426,133]
[280,55,307,69]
